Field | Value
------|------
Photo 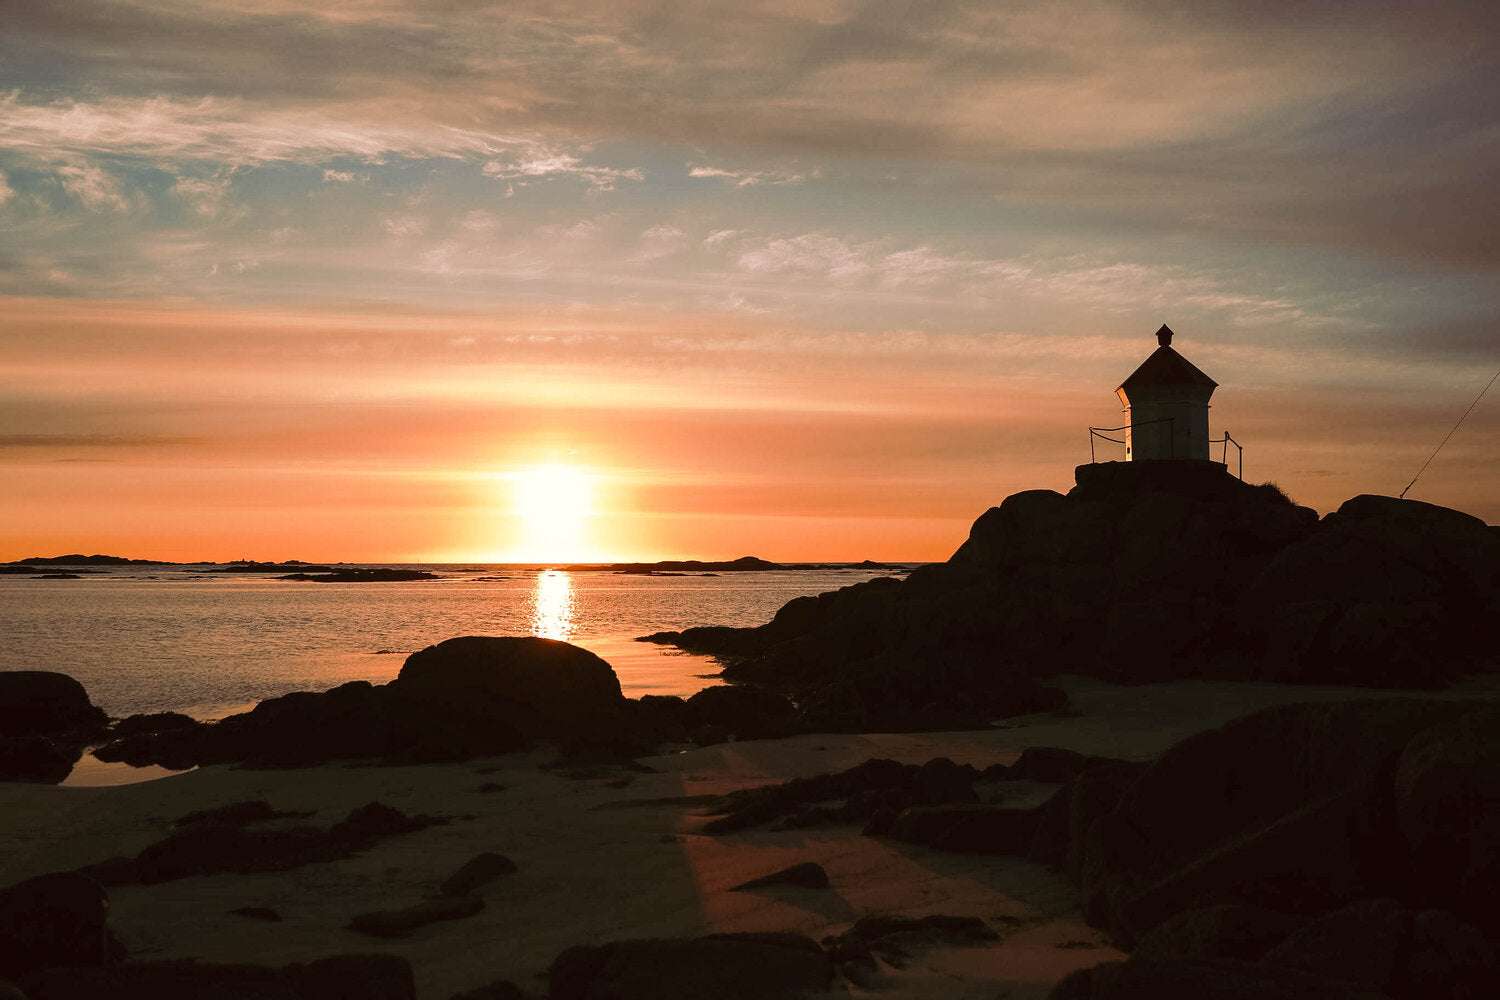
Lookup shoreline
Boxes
[9,674,1500,998]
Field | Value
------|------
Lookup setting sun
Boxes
[508,465,598,564]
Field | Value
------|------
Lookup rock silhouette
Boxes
[646,462,1499,728]
[94,636,645,770]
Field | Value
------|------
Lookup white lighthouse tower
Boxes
[1116,325,1217,461]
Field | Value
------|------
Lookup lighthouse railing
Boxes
[1211,431,1243,479]
[1088,417,1175,462]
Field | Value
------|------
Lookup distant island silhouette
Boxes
[3,555,906,575]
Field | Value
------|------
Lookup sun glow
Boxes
[508,464,599,563]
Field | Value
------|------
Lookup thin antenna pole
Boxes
[1400,366,1500,499]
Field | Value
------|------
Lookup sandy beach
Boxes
[7,674,1497,999]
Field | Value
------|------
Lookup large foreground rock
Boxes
[1080,699,1485,945]
[0,671,108,739]
[650,465,1499,721]
[392,636,628,747]
[0,873,116,979]
[95,636,642,769]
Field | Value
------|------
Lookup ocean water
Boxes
[0,565,905,720]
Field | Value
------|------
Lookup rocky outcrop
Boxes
[439,852,518,897]
[647,464,1497,726]
[682,685,800,741]
[0,671,109,740]
[0,873,119,980]
[347,896,484,938]
[95,636,641,770]
[0,671,110,783]
[835,698,1500,1000]
[391,636,627,746]
[699,699,1500,999]
[78,801,445,885]
[0,735,78,784]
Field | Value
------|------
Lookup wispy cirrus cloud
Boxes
[0,94,530,165]
[689,165,809,187]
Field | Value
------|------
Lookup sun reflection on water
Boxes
[531,570,576,641]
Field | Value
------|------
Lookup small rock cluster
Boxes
[78,799,446,886]
[63,638,804,777]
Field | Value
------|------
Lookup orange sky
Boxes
[3,3,1497,561]
[4,295,1495,562]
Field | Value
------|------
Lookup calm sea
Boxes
[1,565,906,721]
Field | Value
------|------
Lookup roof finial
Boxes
[1156,324,1174,347]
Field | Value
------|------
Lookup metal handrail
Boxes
[1088,419,1244,479]
[1088,417,1175,462]
[1211,431,1243,480]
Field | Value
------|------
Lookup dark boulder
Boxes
[1393,705,1500,926]
[439,852,517,897]
[1258,898,1409,995]
[824,915,998,974]
[0,672,108,739]
[0,872,115,980]
[1257,898,1499,1000]
[684,685,800,740]
[220,680,399,765]
[0,735,77,784]
[92,719,207,770]
[173,799,303,828]
[92,825,340,884]
[886,804,1041,855]
[1241,495,1500,685]
[392,637,627,749]
[1078,699,1476,945]
[627,694,693,742]
[347,895,484,937]
[914,756,980,804]
[1406,908,1499,1000]
[1131,903,1306,962]
[80,802,443,885]
[548,932,833,1000]
[1007,747,1130,784]
[110,711,199,737]
[330,801,441,847]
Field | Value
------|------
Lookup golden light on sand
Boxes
[509,464,598,564]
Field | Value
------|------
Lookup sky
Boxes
[2,0,1497,562]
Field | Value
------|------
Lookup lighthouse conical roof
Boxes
[1117,325,1217,393]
